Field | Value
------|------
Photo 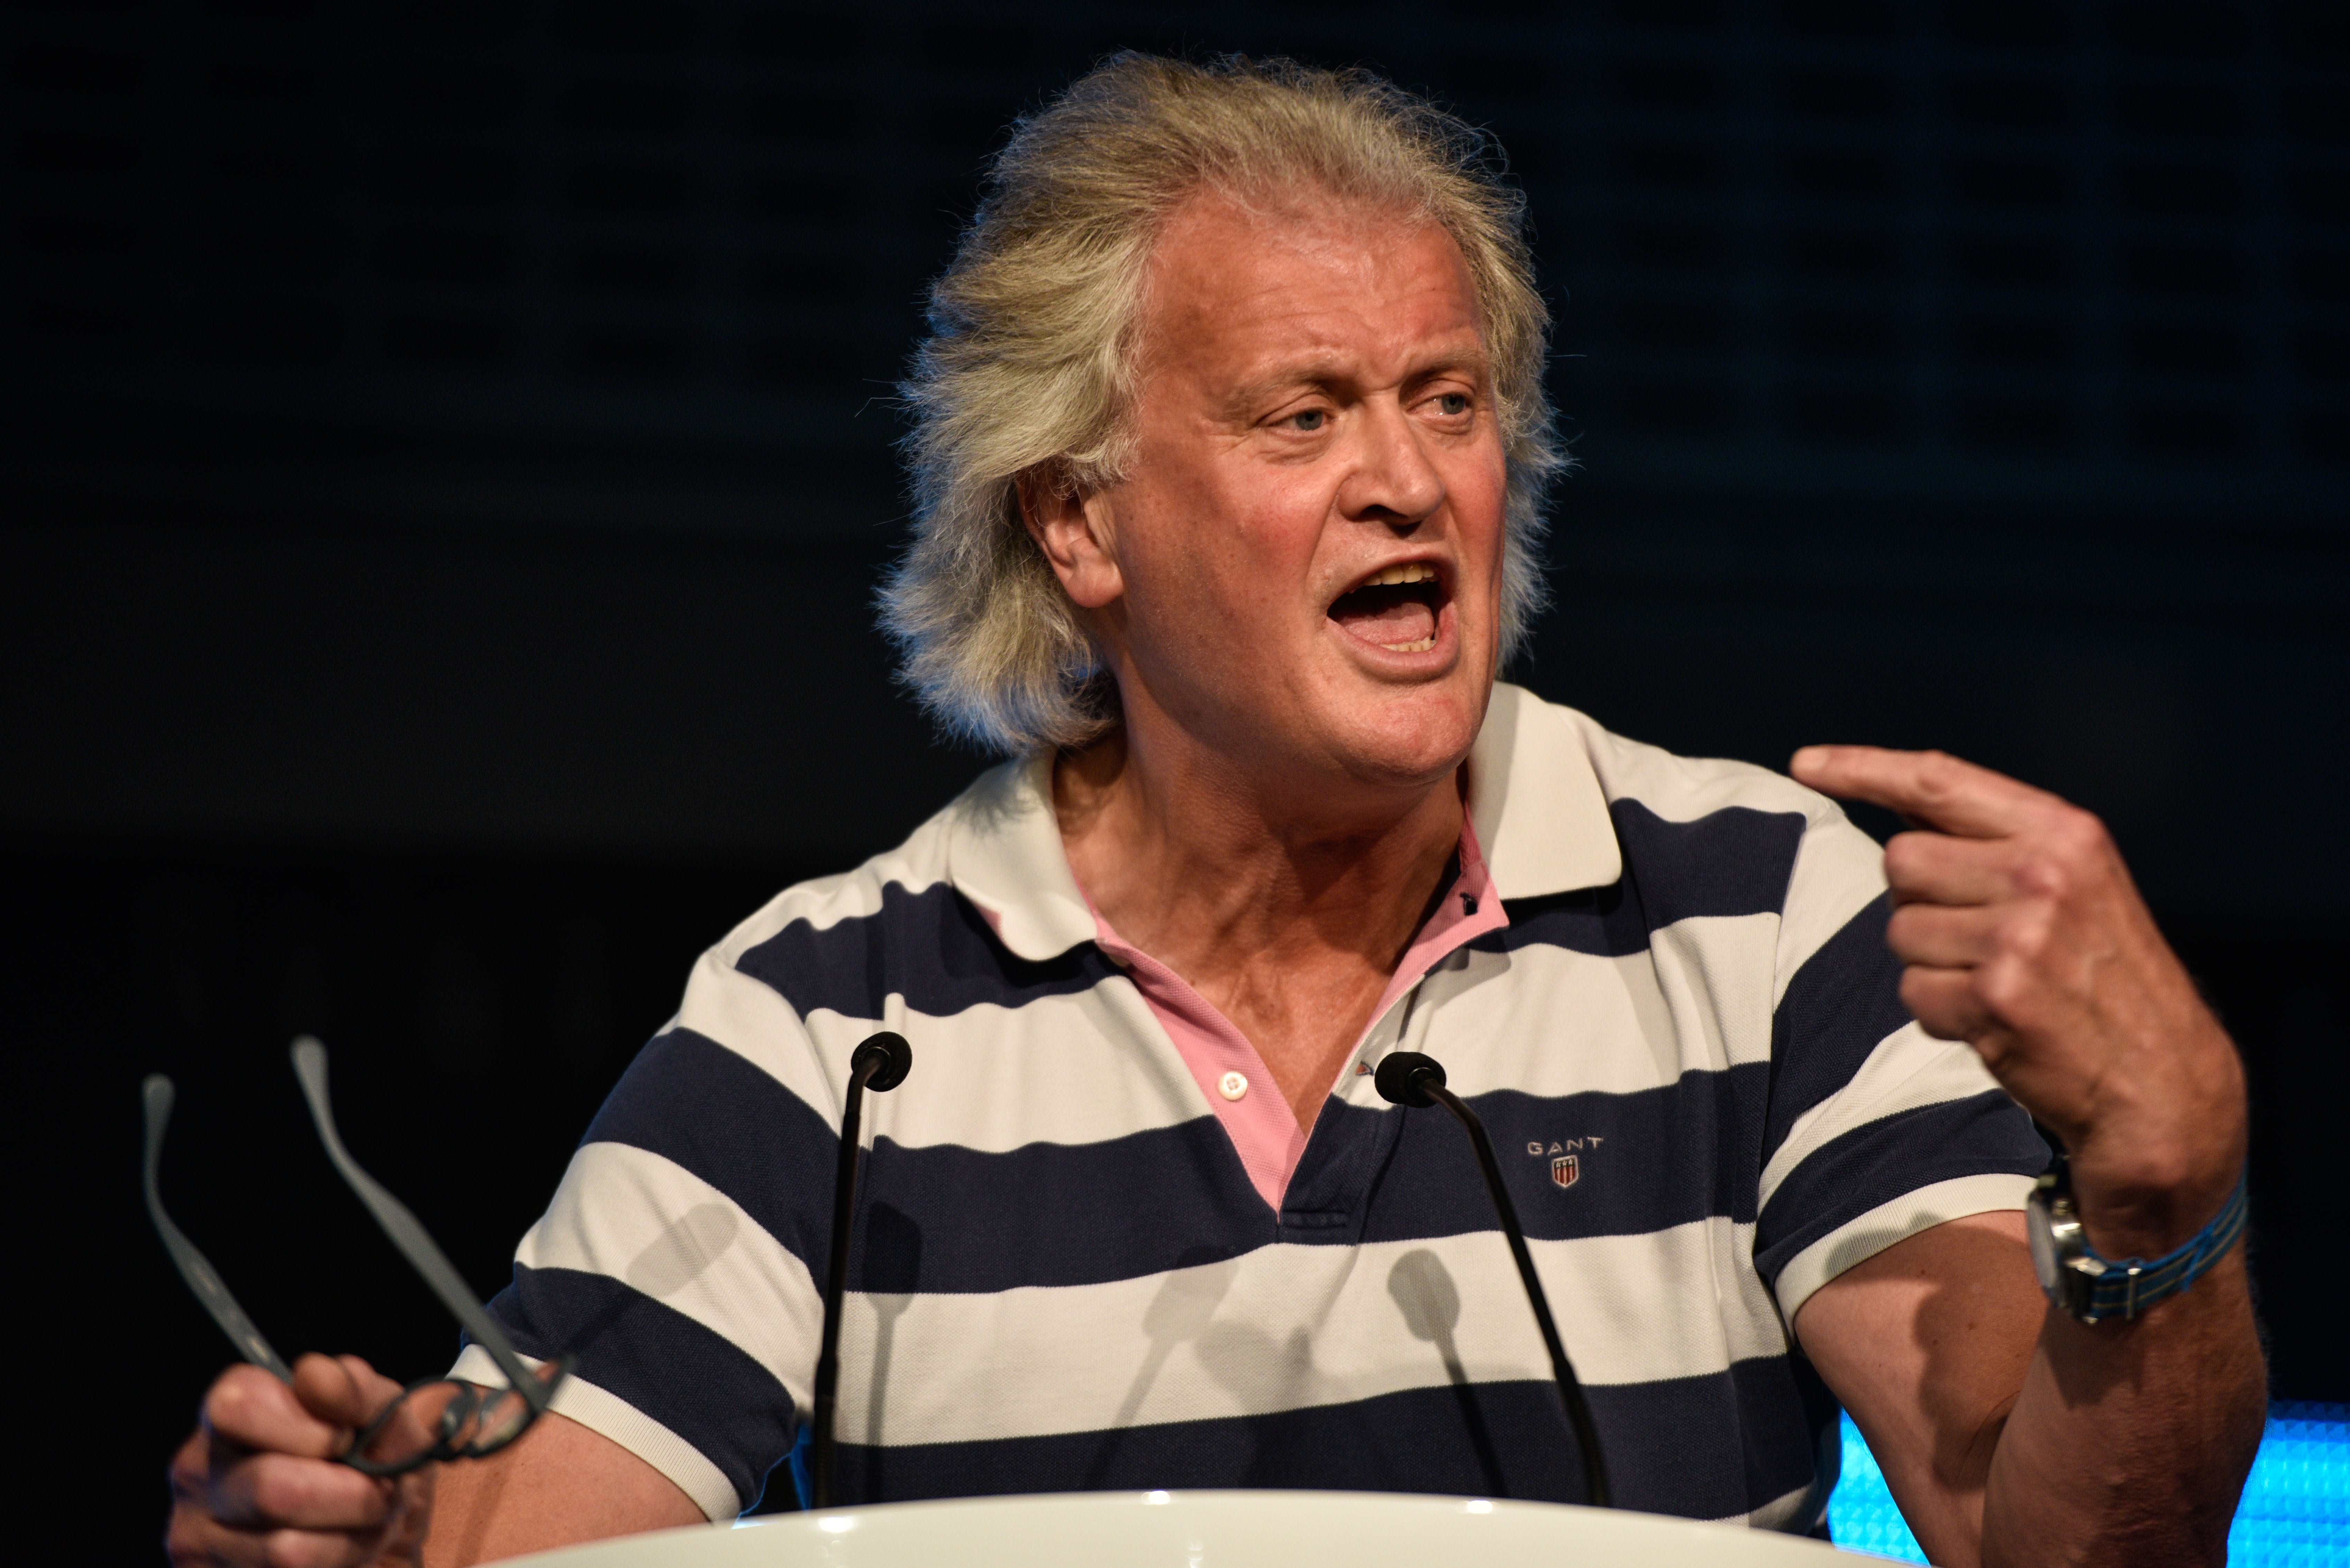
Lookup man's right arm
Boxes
[168,1356,705,1568]
[172,936,844,1565]
[422,1408,706,1567]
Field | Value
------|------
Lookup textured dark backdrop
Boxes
[7,1,2345,1558]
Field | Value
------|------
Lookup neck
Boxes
[1054,717,1467,987]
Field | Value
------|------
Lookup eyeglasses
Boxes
[141,1036,571,1476]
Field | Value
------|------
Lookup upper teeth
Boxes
[1363,563,1437,587]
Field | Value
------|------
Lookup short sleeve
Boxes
[451,944,842,1518]
[1754,808,2049,1324]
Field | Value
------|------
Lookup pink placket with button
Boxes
[1081,820,1509,1212]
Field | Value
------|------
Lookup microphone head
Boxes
[851,1031,913,1093]
[1374,1051,1445,1109]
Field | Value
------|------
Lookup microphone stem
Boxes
[1425,1081,1613,1509]
[811,1057,877,1509]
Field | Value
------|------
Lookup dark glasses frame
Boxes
[142,1036,572,1477]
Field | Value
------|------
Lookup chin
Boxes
[1320,677,1488,790]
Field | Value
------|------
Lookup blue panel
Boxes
[2231,1404,2350,1567]
[1826,1414,1927,1563]
[1826,1402,2350,1564]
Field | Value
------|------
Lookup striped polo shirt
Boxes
[458,683,2048,1530]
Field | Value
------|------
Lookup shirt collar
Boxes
[946,681,1622,962]
[943,751,1099,963]
[1465,681,1624,900]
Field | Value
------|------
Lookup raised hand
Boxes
[1789,745,2246,1259]
[168,1353,433,1568]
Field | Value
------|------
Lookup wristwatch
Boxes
[2025,1152,2249,1325]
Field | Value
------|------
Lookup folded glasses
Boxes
[142,1036,571,1476]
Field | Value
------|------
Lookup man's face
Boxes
[1055,190,1510,803]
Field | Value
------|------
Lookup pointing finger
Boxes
[1791,746,2059,839]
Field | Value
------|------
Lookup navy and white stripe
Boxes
[455,683,2045,1529]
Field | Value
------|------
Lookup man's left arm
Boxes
[1787,746,2266,1568]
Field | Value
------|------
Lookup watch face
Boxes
[2027,1192,2061,1292]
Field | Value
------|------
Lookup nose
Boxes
[1339,398,1446,531]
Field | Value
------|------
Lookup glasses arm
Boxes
[288,1039,549,1410]
[142,1075,296,1383]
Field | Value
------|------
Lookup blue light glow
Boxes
[1827,1402,2349,1563]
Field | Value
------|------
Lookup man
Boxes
[168,55,2263,1568]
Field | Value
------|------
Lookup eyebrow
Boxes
[1223,341,1492,417]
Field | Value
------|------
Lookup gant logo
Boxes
[1527,1137,1601,1191]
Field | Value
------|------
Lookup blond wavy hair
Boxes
[880,53,1563,754]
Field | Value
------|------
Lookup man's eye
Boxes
[1289,409,1327,431]
[1435,393,1470,416]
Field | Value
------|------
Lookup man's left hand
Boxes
[1790,745,2245,1259]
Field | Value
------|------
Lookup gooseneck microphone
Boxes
[1376,1050,1612,1509]
[810,1030,913,1509]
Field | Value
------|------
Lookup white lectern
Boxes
[504,1490,1863,1567]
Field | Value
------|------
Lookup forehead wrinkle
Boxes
[1133,191,1492,432]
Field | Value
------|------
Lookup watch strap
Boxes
[2058,1165,2250,1323]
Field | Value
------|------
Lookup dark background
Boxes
[8,0,2344,1557]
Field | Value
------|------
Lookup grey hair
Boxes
[880,53,1565,755]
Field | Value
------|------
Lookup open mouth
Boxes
[1327,562,1445,654]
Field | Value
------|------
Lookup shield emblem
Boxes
[1551,1153,1579,1189]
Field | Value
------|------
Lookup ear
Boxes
[1018,467,1125,611]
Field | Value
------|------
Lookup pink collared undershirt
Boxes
[1077,819,1509,1213]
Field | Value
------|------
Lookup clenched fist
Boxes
[168,1353,433,1568]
